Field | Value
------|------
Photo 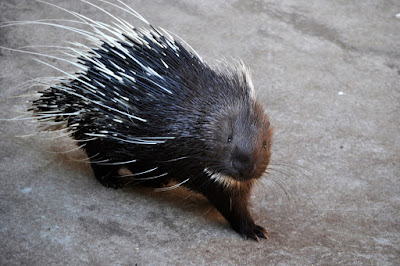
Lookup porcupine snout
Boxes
[231,149,256,180]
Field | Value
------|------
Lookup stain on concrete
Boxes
[78,216,132,238]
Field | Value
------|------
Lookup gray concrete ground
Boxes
[1,0,399,265]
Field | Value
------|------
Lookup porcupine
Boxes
[27,1,273,240]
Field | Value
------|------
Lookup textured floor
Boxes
[1,0,399,265]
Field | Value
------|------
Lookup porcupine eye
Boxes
[227,136,232,143]
[263,141,267,150]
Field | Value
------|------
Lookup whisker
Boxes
[268,166,316,206]
[271,161,322,190]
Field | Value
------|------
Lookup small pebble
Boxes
[21,187,32,193]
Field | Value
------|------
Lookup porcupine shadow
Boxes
[48,137,225,228]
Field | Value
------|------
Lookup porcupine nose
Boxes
[232,153,254,178]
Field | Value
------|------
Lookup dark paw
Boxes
[98,175,124,189]
[240,224,269,241]
[92,167,123,189]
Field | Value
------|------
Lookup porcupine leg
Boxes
[90,163,122,189]
[83,141,123,189]
[196,180,268,241]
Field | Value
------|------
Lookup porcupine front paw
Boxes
[91,165,123,189]
[237,222,269,241]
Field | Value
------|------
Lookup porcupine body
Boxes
[30,3,273,240]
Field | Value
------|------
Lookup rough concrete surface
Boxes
[0,0,399,265]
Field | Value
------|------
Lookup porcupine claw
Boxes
[241,224,269,241]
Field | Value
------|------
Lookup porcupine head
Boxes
[196,67,273,240]
[29,8,273,240]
